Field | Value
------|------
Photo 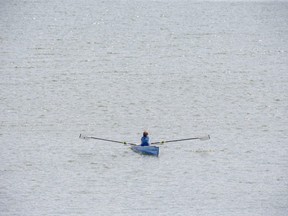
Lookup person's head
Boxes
[143,131,148,137]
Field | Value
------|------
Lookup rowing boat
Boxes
[131,146,159,156]
[79,134,210,157]
[131,146,159,157]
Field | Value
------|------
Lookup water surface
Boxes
[1,1,287,215]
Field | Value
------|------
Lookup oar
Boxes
[151,135,210,145]
[79,134,137,146]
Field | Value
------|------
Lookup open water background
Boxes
[1,0,287,215]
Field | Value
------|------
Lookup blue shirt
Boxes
[141,136,150,146]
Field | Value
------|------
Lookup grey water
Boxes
[1,0,287,215]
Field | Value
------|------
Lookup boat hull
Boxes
[131,146,159,157]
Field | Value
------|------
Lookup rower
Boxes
[141,131,150,146]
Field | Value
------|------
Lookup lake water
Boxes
[1,0,287,215]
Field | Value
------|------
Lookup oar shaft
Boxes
[80,134,136,145]
[89,137,125,144]
[151,136,209,145]
[152,138,197,145]
[164,138,198,143]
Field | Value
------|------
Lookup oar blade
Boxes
[199,135,210,141]
[79,134,91,140]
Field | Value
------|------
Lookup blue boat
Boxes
[131,146,159,157]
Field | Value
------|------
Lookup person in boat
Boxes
[141,131,150,146]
